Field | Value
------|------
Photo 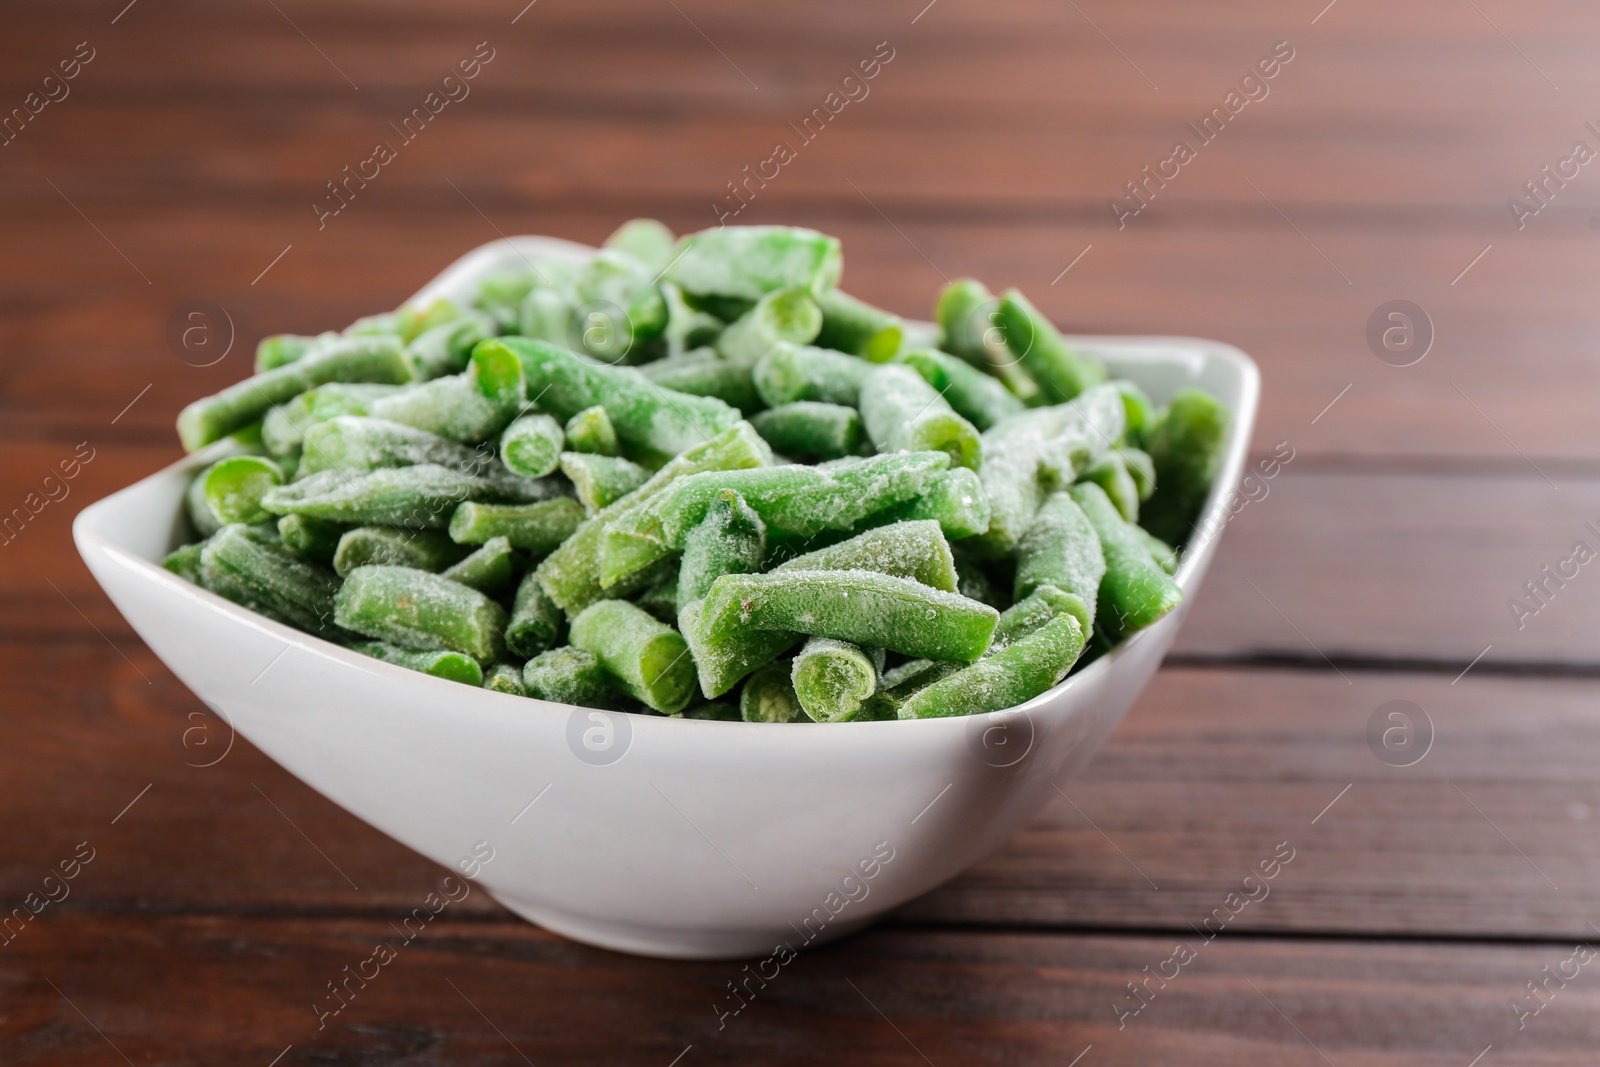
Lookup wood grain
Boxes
[1,915,1590,1066]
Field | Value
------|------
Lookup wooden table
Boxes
[4,0,1599,1061]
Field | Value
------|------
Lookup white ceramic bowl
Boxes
[75,237,1258,960]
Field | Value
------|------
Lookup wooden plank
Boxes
[0,915,1585,1065]
[3,212,1599,467]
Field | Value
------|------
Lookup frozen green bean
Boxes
[570,599,695,714]
[752,343,873,408]
[563,405,620,457]
[482,663,527,695]
[600,451,949,585]
[573,248,668,359]
[277,514,345,566]
[448,497,585,553]
[440,535,517,594]
[1081,451,1141,523]
[862,467,990,541]
[896,613,1085,719]
[1116,381,1157,446]
[603,218,676,275]
[665,225,842,301]
[499,414,564,479]
[739,661,808,722]
[300,416,493,480]
[776,519,957,592]
[1134,526,1179,575]
[406,313,494,380]
[992,583,1088,652]
[748,401,861,461]
[1116,446,1155,501]
[640,349,761,413]
[677,489,766,611]
[518,287,572,345]
[368,345,525,444]
[262,383,402,456]
[1013,491,1104,634]
[814,289,904,362]
[178,336,413,452]
[255,331,337,373]
[475,271,539,331]
[934,277,1042,404]
[535,422,772,618]
[505,569,564,658]
[351,641,485,686]
[488,337,740,459]
[992,290,1105,403]
[678,596,801,698]
[792,637,880,723]
[333,526,467,577]
[334,565,508,664]
[1142,387,1229,546]
[894,348,1025,431]
[714,288,822,367]
[659,282,724,359]
[161,540,206,583]
[394,298,462,343]
[694,569,998,662]
[522,646,620,708]
[859,365,982,470]
[199,524,345,639]
[186,466,223,538]
[264,464,546,529]
[560,451,649,514]
[1068,482,1182,637]
[201,455,284,527]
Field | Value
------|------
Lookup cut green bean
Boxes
[1116,381,1157,446]
[1081,451,1141,523]
[343,311,401,338]
[665,225,842,301]
[640,349,761,414]
[334,565,508,664]
[255,332,338,373]
[678,597,802,698]
[1142,387,1229,546]
[475,271,539,331]
[488,337,740,459]
[563,405,620,457]
[896,613,1085,719]
[264,464,549,530]
[659,282,724,359]
[162,540,206,583]
[814,289,904,362]
[560,451,650,514]
[440,535,517,594]
[573,248,668,360]
[1068,482,1182,637]
[792,637,879,723]
[186,466,223,539]
[535,422,772,618]
[1134,526,1179,575]
[518,287,572,345]
[277,514,345,566]
[367,345,525,444]
[676,489,766,611]
[482,663,527,695]
[262,383,404,456]
[1116,446,1156,501]
[448,498,586,553]
[351,641,485,686]
[600,451,949,586]
[993,289,1105,403]
[499,414,564,479]
[894,348,1025,431]
[1014,491,1104,634]
[776,519,957,592]
[522,646,620,709]
[202,455,284,526]
[694,569,998,662]
[739,660,809,722]
[861,467,991,541]
[199,524,345,639]
[394,299,463,343]
[859,365,981,471]
[603,218,676,274]
[333,526,468,577]
[406,313,495,381]
[300,416,496,480]
[749,402,861,461]
[992,583,1089,652]
[178,337,413,452]
[934,278,1042,404]
[752,343,873,408]
[714,288,823,368]
[505,569,564,658]
[569,599,695,714]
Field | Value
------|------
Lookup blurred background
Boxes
[4,0,1600,1062]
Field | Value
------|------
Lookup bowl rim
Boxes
[75,235,1260,733]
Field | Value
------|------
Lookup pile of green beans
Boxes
[163,221,1228,720]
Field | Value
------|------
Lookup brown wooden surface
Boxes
[5,0,1600,1062]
